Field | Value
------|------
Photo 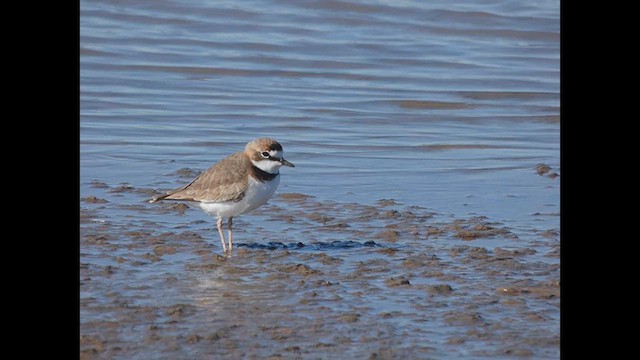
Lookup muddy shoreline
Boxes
[81,182,559,359]
[81,0,559,356]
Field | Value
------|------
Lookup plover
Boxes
[150,138,294,252]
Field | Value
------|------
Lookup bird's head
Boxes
[245,137,295,173]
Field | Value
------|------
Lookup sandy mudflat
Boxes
[81,186,559,359]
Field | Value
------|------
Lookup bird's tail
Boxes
[149,193,169,203]
[149,181,195,203]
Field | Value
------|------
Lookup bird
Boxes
[150,138,294,252]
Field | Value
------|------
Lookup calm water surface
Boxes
[81,0,559,358]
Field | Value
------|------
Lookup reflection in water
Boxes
[236,240,379,250]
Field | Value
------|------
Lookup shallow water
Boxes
[81,0,559,358]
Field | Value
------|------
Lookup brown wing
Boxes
[150,152,249,203]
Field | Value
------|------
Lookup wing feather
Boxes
[149,152,249,203]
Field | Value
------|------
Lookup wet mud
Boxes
[81,0,560,356]
[535,163,560,179]
[81,183,559,359]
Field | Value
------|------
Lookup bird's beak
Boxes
[280,158,295,167]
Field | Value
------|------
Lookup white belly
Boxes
[199,175,280,219]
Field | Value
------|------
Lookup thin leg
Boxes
[227,217,233,252]
[216,217,228,252]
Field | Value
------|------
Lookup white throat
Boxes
[251,159,282,174]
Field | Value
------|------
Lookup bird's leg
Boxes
[216,217,228,252]
[228,217,233,252]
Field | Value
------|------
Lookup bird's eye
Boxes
[260,151,270,158]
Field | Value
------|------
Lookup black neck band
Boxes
[251,166,279,182]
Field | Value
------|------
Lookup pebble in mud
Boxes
[466,247,490,260]
[165,304,196,319]
[278,193,315,202]
[497,282,559,299]
[80,335,105,354]
[307,213,334,224]
[539,229,559,238]
[153,245,177,256]
[545,245,560,257]
[173,167,202,178]
[108,183,135,193]
[444,312,485,326]
[493,247,536,257]
[377,198,399,207]
[385,276,411,287]
[454,224,516,241]
[313,253,342,265]
[206,330,228,342]
[185,334,202,344]
[377,247,399,256]
[100,266,115,276]
[382,210,401,219]
[279,263,320,276]
[535,163,552,175]
[167,203,189,214]
[447,337,466,345]
[82,196,108,204]
[84,234,112,245]
[504,348,534,356]
[426,284,454,296]
[535,163,559,179]
[425,226,445,238]
[402,253,439,268]
[89,180,109,188]
[337,313,361,323]
[376,229,400,242]
[525,313,546,322]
